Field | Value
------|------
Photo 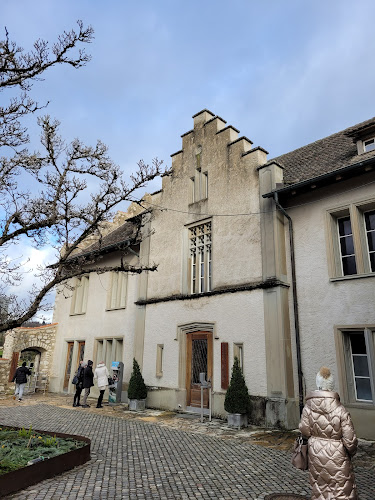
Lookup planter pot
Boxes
[227,413,248,429]
[128,399,146,411]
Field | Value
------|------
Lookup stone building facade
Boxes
[0,324,57,392]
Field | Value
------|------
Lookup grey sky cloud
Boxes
[2,0,375,320]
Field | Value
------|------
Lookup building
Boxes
[48,110,375,438]
[261,117,375,439]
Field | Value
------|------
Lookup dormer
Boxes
[346,121,375,155]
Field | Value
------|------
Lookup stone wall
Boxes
[0,324,58,391]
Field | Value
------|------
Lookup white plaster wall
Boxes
[286,181,375,394]
[142,289,267,398]
[51,252,139,393]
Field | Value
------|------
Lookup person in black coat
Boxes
[73,360,85,407]
[81,360,94,408]
[12,362,31,401]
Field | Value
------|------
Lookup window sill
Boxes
[188,198,208,207]
[156,372,163,378]
[106,307,126,312]
[344,402,375,410]
[69,312,86,316]
[330,272,374,282]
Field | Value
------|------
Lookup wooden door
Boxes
[76,341,85,368]
[186,332,212,408]
[63,342,74,390]
[8,352,19,382]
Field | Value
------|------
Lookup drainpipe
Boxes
[273,192,304,416]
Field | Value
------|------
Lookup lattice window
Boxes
[189,221,212,294]
[191,339,208,384]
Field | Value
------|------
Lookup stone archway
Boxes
[0,324,57,392]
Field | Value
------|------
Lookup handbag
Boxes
[72,374,79,385]
[291,435,308,470]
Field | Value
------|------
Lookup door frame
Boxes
[63,342,74,391]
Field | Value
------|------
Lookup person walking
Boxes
[299,366,358,500]
[81,360,94,408]
[94,361,109,408]
[12,362,31,401]
[73,360,85,407]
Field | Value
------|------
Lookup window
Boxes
[337,216,357,275]
[95,337,123,368]
[365,210,375,272]
[189,162,208,203]
[190,177,195,203]
[70,276,89,315]
[336,328,375,406]
[327,202,375,279]
[107,272,127,310]
[156,344,164,377]
[233,343,244,370]
[189,221,212,294]
[363,138,375,153]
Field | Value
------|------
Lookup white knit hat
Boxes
[316,366,334,391]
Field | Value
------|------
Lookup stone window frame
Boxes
[106,271,128,311]
[186,218,212,295]
[94,336,124,369]
[335,325,375,408]
[189,167,208,204]
[326,198,375,280]
[175,322,217,391]
[70,275,89,315]
[156,344,164,377]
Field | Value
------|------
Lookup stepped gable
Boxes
[267,117,375,186]
[170,109,264,161]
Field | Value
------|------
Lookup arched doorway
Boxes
[0,324,57,392]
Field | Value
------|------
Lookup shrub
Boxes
[128,358,147,400]
[224,357,251,414]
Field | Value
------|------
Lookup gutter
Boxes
[272,192,304,416]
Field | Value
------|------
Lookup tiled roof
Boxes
[71,219,140,259]
[268,117,375,185]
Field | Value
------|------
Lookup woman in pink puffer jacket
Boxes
[299,367,358,500]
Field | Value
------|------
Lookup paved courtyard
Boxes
[0,399,374,499]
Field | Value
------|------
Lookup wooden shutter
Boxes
[221,342,229,389]
[9,352,19,382]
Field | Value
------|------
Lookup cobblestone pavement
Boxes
[0,394,374,499]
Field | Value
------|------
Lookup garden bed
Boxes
[0,425,90,497]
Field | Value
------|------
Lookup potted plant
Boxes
[128,358,147,411]
[224,356,251,428]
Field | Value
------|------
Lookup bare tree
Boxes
[0,22,163,333]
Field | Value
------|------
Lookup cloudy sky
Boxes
[2,0,375,320]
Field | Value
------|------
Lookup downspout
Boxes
[273,191,304,416]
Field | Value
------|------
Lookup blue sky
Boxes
[2,0,375,320]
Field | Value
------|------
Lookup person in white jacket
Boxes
[94,361,109,408]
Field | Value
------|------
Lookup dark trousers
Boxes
[73,386,82,406]
[97,390,105,407]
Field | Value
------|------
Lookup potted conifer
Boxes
[128,358,147,411]
[224,356,251,428]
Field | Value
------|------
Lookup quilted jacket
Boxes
[299,390,358,500]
